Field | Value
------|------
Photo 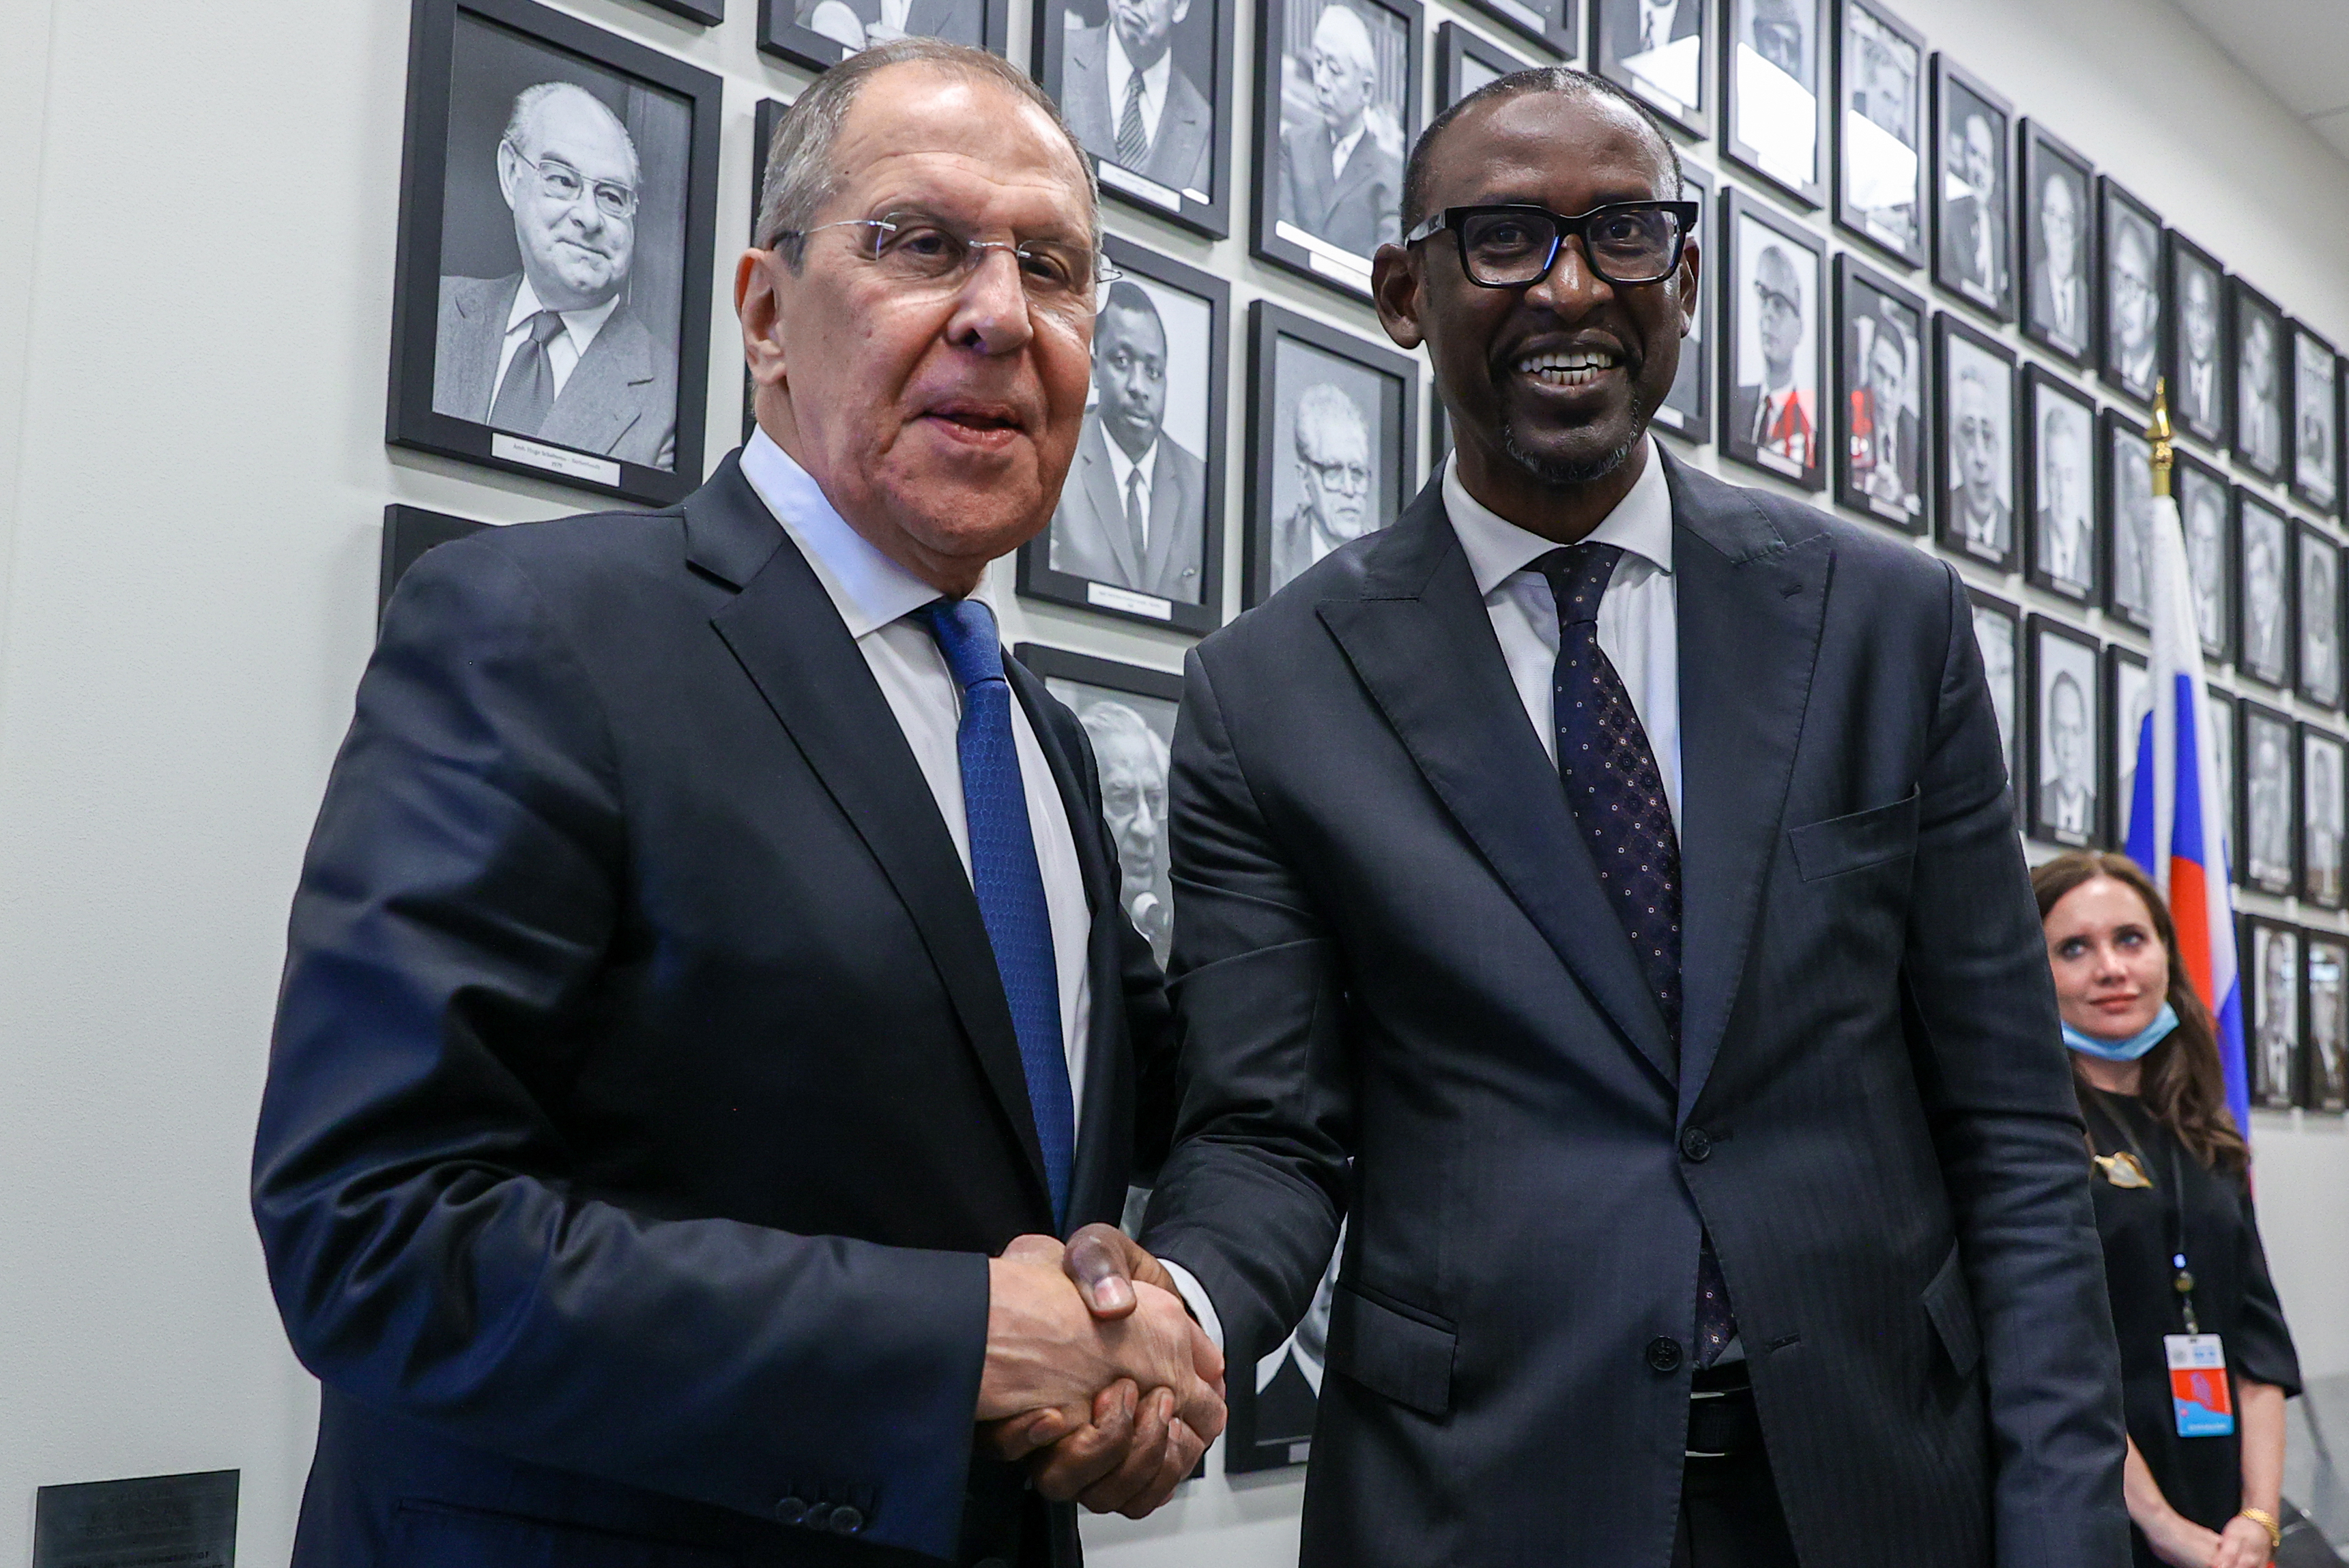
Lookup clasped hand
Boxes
[976,1225,1224,1518]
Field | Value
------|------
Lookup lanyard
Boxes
[2165,1135,2200,1335]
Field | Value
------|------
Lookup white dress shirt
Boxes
[738,431,1094,1131]
[1101,435,1159,553]
[1330,121,1366,182]
[494,278,620,403]
[1104,27,1173,154]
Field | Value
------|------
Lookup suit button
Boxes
[828,1506,865,1535]
[773,1496,809,1525]
[1647,1336,1685,1372]
[1680,1127,1713,1161]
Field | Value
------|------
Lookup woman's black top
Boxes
[2080,1087,2301,1560]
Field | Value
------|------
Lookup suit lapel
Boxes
[1140,440,1193,598]
[452,274,523,421]
[543,303,652,455]
[1665,456,1831,1115]
[1078,419,1145,585]
[1318,484,1677,1086]
[692,459,1056,1215]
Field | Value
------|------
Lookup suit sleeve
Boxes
[1138,647,1353,1360]
[1899,562,2131,1568]
[252,542,988,1558]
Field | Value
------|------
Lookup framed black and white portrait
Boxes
[1436,21,1531,111]
[1253,0,1421,300]
[1454,0,1577,61]
[759,0,1007,73]
[2301,725,2346,910]
[1832,0,1925,268]
[1935,314,2016,570]
[2207,684,2237,869]
[1224,1226,1345,1473]
[2101,409,2153,631]
[1245,302,1419,606]
[2097,179,2163,407]
[1653,160,1714,446]
[2292,322,2341,517]
[744,96,789,444]
[2243,916,2301,1111]
[2018,121,2092,368]
[1019,239,1229,633]
[2179,451,2233,666]
[1969,587,2021,805]
[1035,0,1235,233]
[1721,190,1826,490]
[1725,0,1826,205]
[2027,615,2101,848]
[1834,256,1925,529]
[2106,644,2148,849]
[1930,55,2013,323]
[2240,699,2297,897]
[2300,522,2343,711]
[1013,645,1181,963]
[1594,0,1708,136]
[388,0,722,505]
[2023,367,2096,604]
[2232,279,2289,482]
[2238,489,2295,691]
[2303,933,2349,1113]
[2166,233,2228,450]
[379,505,491,622]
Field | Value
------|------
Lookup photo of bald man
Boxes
[2100,181,2163,405]
[1272,0,1409,268]
[2021,124,2090,364]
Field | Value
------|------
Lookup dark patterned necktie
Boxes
[1116,72,1149,169]
[1536,542,1737,1365]
[489,310,566,435]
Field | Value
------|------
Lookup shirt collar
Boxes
[1442,437,1675,598]
[738,429,972,639]
[506,276,622,352]
[1106,27,1172,111]
[1102,429,1158,495]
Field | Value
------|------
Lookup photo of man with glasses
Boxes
[1729,224,1819,481]
[1271,378,1379,590]
[435,78,680,469]
[2103,197,2161,403]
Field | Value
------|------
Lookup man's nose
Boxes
[947,246,1037,355]
[1523,236,1613,316]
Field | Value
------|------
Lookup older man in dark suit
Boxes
[1058,0,1213,195]
[433,82,677,469]
[1277,4,1402,256]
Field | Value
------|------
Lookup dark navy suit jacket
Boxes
[1142,452,2129,1566]
[254,453,1175,1567]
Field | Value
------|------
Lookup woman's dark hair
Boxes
[2031,850,2248,1172]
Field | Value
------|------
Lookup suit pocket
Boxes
[1921,1243,1982,1378]
[1788,790,1921,882]
[394,1500,740,1567]
[1325,1281,1456,1417]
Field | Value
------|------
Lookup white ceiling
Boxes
[2166,0,2349,162]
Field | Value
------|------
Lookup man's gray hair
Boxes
[504,81,641,185]
[1295,383,1368,459]
[753,38,1098,261]
[1078,699,1168,770]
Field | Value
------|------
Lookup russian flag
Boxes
[2122,476,2253,1140]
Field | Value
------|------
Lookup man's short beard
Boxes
[1498,391,1653,487]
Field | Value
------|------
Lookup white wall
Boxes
[0,0,2341,1564]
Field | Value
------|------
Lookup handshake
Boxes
[975,1223,1226,1520]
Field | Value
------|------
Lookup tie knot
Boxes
[1534,542,1623,628]
[916,596,1005,691]
[528,310,567,346]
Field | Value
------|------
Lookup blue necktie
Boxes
[917,597,1076,1225]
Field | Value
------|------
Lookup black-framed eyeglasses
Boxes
[1403,201,1699,289]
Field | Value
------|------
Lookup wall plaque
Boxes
[33,1471,237,1568]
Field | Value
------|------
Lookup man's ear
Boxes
[495,138,527,213]
[1371,243,1424,352]
[1677,239,1701,340]
[736,249,789,394]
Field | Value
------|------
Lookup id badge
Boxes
[2165,1334,2236,1437]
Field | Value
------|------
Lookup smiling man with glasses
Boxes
[1054,63,2128,1568]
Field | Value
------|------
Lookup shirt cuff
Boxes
[1157,1258,1225,1355]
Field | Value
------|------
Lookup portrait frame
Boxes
[386,0,723,506]
[2298,521,2344,712]
[2243,915,2303,1112]
[2290,321,2342,518]
[1929,53,2014,325]
[1437,20,1533,112]
[1453,0,1578,62]
[2238,698,2298,897]
[744,96,790,444]
[759,0,1009,74]
[1933,311,2018,572]
[2021,365,2098,605]
[2230,277,2290,483]
[1832,254,1927,531]
[1719,188,1827,491]
[2207,684,2238,870]
[1017,237,1232,635]
[2017,121,2094,371]
[1723,0,1828,208]
[2300,723,2346,910]
[2095,178,2164,409]
[2178,449,2234,668]
[1830,0,1927,270]
[2105,642,2148,850]
[2099,406,2155,632]
[2165,231,2228,451]
[2026,613,2102,849]
[1244,301,1421,608]
[644,0,723,18]
[1034,0,1238,236]
[1251,0,1424,303]
[379,505,491,623]
[1652,160,1714,447]
[1594,0,1712,139]
[1968,587,2022,817]
[2237,487,2296,693]
[2302,931,2349,1113]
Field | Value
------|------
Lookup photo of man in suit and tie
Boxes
[1276,1,1407,260]
[1059,0,1215,199]
[2037,663,2097,844]
[1602,0,1703,124]
[797,0,983,55]
[1048,280,1210,602]
[2027,156,2088,358]
[1944,341,2013,563]
[1940,93,2008,310]
[2174,251,2225,442]
[2239,298,2286,475]
[1843,288,1920,521]
[433,73,682,470]
[2032,390,2093,598]
[1269,373,1383,593]
[1729,231,1818,480]
[2103,199,2162,403]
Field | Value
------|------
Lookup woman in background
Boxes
[2034,851,2299,1568]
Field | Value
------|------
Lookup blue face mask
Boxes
[2064,1002,2180,1062]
